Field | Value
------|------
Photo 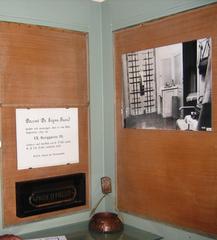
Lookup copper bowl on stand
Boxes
[89,212,123,233]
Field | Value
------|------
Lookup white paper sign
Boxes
[16,108,79,170]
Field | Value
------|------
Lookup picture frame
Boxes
[121,38,212,132]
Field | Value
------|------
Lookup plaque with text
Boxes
[16,173,86,217]
[16,108,79,170]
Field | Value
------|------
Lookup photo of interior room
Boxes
[122,38,212,131]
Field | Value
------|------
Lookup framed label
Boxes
[16,108,79,170]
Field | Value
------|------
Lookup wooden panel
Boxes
[2,106,89,225]
[0,22,90,226]
[115,4,217,236]
[0,22,88,105]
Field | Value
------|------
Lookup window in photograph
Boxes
[122,38,212,131]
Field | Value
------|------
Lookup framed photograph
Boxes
[122,38,212,131]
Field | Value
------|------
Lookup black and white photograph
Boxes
[122,38,212,131]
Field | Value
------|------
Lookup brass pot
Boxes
[89,212,123,233]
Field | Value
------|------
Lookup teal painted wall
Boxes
[101,1,217,240]
[0,0,105,235]
[0,0,217,239]
[105,0,217,31]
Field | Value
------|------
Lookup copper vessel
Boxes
[89,212,123,233]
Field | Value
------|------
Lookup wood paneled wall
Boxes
[0,22,89,225]
[115,4,217,236]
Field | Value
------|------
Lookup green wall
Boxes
[0,0,217,239]
[101,1,217,240]
[0,0,105,235]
